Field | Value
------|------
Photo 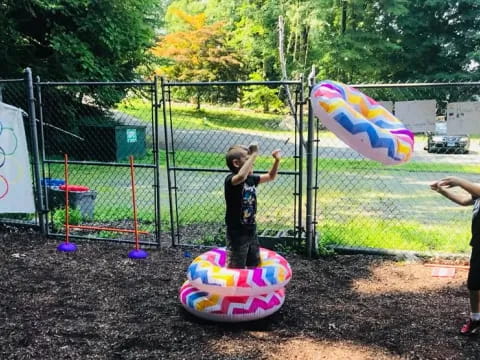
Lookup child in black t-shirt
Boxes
[224,143,281,268]
[431,176,480,336]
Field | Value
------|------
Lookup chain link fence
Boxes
[37,80,162,246]
[161,81,304,250]
[314,83,480,255]
[2,71,480,256]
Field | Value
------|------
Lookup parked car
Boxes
[424,123,470,154]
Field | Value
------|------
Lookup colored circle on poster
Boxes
[0,147,5,168]
[0,128,18,155]
[0,175,9,199]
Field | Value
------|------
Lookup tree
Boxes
[0,0,165,156]
[151,8,243,82]
[151,7,244,106]
[0,0,164,83]
[392,0,480,81]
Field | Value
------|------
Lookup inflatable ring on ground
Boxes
[311,80,414,165]
[179,281,285,322]
[187,247,292,296]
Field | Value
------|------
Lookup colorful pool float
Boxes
[180,247,292,322]
[187,247,292,296]
[179,281,285,322]
[310,80,414,165]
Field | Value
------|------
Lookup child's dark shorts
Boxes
[226,226,261,269]
[467,246,480,291]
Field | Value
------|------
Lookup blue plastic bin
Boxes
[41,178,65,187]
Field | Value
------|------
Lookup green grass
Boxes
[320,218,471,254]
[315,156,480,174]
[116,98,287,133]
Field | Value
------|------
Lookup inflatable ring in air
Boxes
[311,80,414,165]
[179,281,286,322]
[187,247,292,296]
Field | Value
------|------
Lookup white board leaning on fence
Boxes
[0,102,35,213]
[395,100,436,133]
[447,102,480,135]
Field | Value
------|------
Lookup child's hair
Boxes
[226,145,248,173]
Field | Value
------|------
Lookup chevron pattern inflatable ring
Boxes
[187,247,292,296]
[179,281,286,322]
[311,80,414,165]
[180,247,292,322]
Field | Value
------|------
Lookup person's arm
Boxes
[259,149,281,184]
[431,180,474,206]
[438,176,480,198]
[231,145,258,186]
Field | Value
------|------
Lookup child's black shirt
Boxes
[224,173,260,230]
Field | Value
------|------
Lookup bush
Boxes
[52,207,82,231]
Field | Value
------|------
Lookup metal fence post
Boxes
[153,76,161,247]
[305,82,315,258]
[24,68,46,234]
[160,78,177,246]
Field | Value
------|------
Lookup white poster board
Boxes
[0,102,35,213]
[447,102,480,135]
[379,101,393,113]
[395,100,436,133]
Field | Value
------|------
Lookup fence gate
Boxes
[160,80,305,251]
[37,79,162,247]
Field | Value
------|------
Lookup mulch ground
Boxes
[0,230,478,360]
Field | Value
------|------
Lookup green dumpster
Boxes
[78,124,146,162]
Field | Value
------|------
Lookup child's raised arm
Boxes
[259,149,281,184]
[231,144,258,186]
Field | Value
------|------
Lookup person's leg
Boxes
[245,229,261,268]
[461,246,480,335]
[226,228,249,269]
[467,246,480,313]
[469,290,480,313]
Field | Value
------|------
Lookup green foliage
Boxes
[151,8,245,84]
[0,0,165,149]
[1,0,162,81]
[194,227,226,246]
[3,0,480,86]
[52,207,82,231]
[242,73,286,112]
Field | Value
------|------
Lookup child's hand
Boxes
[430,181,441,191]
[272,149,281,160]
[248,142,259,154]
[438,176,460,188]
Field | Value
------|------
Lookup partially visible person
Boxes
[430,176,480,335]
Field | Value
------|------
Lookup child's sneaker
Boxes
[460,318,480,336]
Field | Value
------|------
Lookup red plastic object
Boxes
[59,184,90,192]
